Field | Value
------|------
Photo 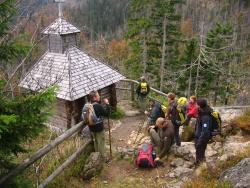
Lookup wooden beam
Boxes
[0,122,84,186]
[131,82,135,101]
[38,140,93,188]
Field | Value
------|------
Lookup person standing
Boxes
[87,90,110,160]
[166,93,182,146]
[182,95,198,126]
[195,99,213,166]
[136,76,150,112]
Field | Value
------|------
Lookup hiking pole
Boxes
[107,115,112,159]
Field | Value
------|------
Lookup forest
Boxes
[11,0,250,106]
[0,0,250,187]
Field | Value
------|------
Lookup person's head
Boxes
[156,117,165,128]
[197,99,208,109]
[149,99,155,107]
[140,76,146,82]
[167,92,175,102]
[89,90,100,102]
[189,95,197,104]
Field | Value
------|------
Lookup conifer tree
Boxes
[0,0,55,176]
[201,23,234,104]
[177,38,198,96]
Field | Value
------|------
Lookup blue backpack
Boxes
[81,102,103,126]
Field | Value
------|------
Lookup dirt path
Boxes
[111,114,145,148]
[90,101,174,187]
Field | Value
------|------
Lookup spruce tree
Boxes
[177,38,198,96]
[0,0,56,177]
[200,23,234,104]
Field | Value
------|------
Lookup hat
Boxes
[156,117,165,127]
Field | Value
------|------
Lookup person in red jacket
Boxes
[182,95,198,126]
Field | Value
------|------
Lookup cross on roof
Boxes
[55,0,65,17]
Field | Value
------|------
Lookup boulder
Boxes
[171,142,195,162]
[170,158,185,167]
[173,166,193,177]
[223,141,250,155]
[220,158,250,188]
[82,152,103,180]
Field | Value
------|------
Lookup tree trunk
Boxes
[213,78,219,106]
[160,15,167,91]
[187,60,193,98]
[142,28,147,75]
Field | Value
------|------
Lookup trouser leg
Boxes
[138,95,147,113]
[149,128,160,147]
[91,130,106,158]
[195,134,210,165]
[174,125,181,146]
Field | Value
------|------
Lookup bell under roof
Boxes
[19,47,125,101]
[42,17,80,35]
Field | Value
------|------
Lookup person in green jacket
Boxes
[136,76,150,112]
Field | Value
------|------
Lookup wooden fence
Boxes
[1,78,249,187]
[1,79,169,187]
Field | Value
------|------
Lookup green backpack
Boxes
[210,111,222,136]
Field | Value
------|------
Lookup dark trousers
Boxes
[195,134,210,165]
[173,124,181,146]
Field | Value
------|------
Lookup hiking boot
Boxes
[154,158,164,167]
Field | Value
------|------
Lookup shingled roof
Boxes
[42,17,80,35]
[20,47,125,101]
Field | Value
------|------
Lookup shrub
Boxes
[110,106,125,119]
[232,110,250,134]
[183,146,250,188]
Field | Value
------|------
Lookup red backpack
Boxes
[136,144,155,168]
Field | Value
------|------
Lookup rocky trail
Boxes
[85,100,250,188]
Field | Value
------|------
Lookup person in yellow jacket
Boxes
[136,76,150,112]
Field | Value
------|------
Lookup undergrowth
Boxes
[110,106,125,119]
[184,145,250,188]
[232,110,250,133]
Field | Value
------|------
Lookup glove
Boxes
[175,120,181,126]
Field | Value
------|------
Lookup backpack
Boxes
[161,105,167,118]
[210,111,222,136]
[81,102,103,126]
[140,82,148,94]
[176,97,187,123]
[136,143,155,168]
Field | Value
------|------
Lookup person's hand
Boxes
[154,157,160,162]
[144,110,149,115]
[147,125,155,132]
[103,98,109,105]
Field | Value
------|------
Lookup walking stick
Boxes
[107,116,112,159]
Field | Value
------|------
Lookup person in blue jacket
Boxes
[195,99,213,166]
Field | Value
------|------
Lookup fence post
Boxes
[131,82,135,101]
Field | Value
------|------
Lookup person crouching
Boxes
[148,117,175,164]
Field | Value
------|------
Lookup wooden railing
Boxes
[116,79,168,103]
[0,122,93,187]
[1,78,248,187]
[0,78,168,187]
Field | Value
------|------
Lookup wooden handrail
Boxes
[122,79,168,97]
[38,140,92,188]
[0,122,84,186]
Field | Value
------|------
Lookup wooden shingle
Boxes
[20,47,125,101]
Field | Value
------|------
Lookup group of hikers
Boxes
[82,76,221,168]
